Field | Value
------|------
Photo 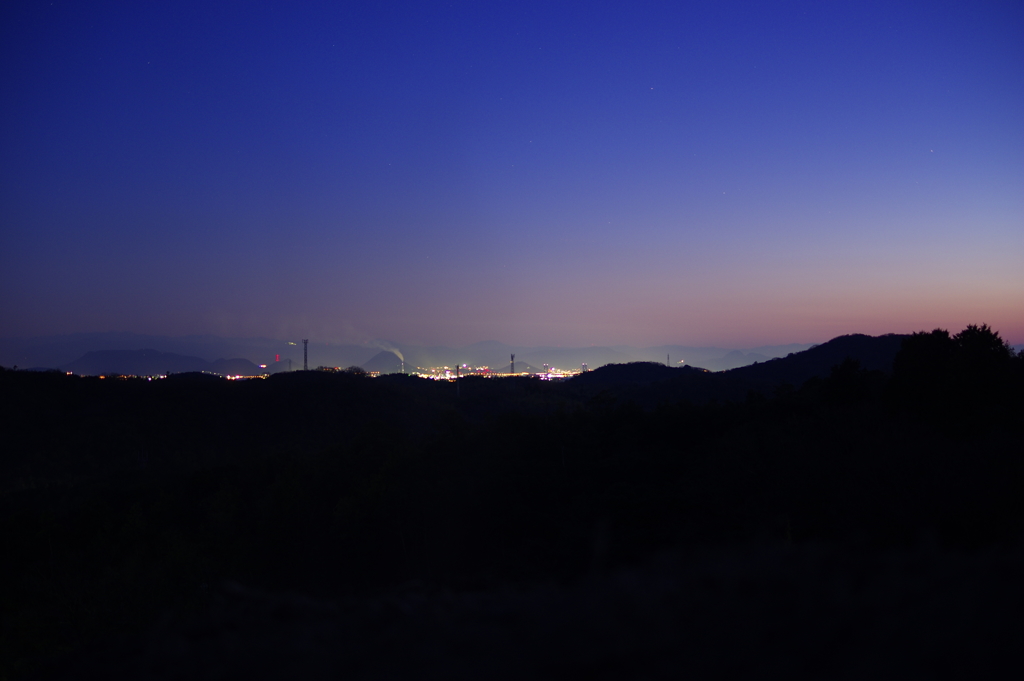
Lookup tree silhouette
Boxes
[949,324,1017,408]
[892,324,1018,423]
[893,328,953,378]
[891,328,954,404]
[952,324,1014,371]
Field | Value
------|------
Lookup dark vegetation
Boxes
[2,326,1022,679]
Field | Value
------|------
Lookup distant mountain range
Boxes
[15,331,1006,378]
[61,349,264,377]
[0,333,377,374]
[0,332,818,375]
[5,332,991,405]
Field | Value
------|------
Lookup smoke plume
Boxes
[369,339,404,363]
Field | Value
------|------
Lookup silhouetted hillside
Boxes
[570,361,690,388]
[3,326,1022,680]
[565,334,908,407]
[723,333,908,387]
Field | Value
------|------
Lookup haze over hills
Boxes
[0,332,815,375]
[362,350,550,376]
[10,333,914,404]
[61,349,264,378]
[9,332,1017,378]
[0,333,382,373]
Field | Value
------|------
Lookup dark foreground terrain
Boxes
[2,327,1022,679]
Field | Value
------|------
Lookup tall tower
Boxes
[302,339,309,371]
[511,353,515,375]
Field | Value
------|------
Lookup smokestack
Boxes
[303,339,309,371]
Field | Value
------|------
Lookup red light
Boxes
[275,354,280,362]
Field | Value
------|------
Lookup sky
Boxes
[2,0,1022,348]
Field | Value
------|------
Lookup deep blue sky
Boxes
[3,1,1021,347]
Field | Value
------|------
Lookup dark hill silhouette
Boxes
[3,324,1023,680]
[574,334,907,395]
[571,361,697,388]
[567,334,910,407]
[723,333,908,387]
[62,349,262,376]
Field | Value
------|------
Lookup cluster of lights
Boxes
[76,360,598,382]
[409,364,583,381]
[86,372,270,381]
